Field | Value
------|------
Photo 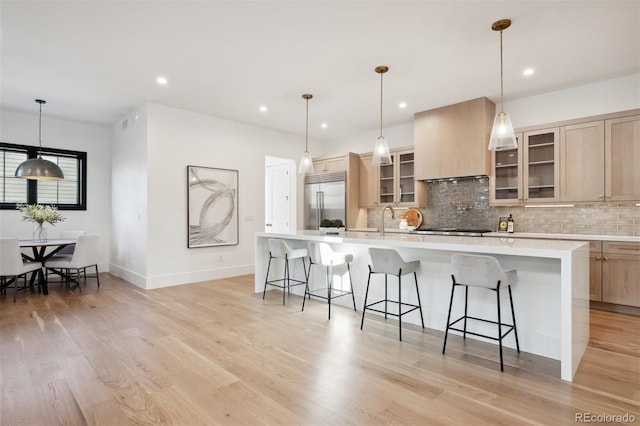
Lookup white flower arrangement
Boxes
[16,203,66,225]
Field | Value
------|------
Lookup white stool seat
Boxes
[361,248,424,341]
[302,242,356,319]
[263,239,308,305]
[443,254,520,372]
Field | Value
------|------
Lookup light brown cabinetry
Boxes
[358,153,378,207]
[589,241,603,302]
[601,242,640,307]
[414,97,494,180]
[313,156,346,173]
[359,148,426,208]
[560,121,605,202]
[605,115,640,202]
[523,128,560,203]
[490,133,523,204]
[490,110,640,205]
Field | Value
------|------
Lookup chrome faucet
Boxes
[381,205,395,236]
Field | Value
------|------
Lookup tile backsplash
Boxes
[367,176,640,236]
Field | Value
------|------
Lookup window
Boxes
[0,143,87,210]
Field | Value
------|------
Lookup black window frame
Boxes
[0,142,87,210]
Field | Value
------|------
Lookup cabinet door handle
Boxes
[596,255,601,261]
[603,256,609,261]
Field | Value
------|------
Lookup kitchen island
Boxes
[255,231,590,381]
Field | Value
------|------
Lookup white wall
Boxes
[109,106,149,287]
[317,122,413,157]
[122,103,303,289]
[0,109,112,269]
[505,73,640,128]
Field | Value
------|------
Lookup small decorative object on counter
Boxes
[497,216,509,232]
[507,214,514,233]
[399,218,408,230]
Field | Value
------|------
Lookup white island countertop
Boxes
[255,230,590,382]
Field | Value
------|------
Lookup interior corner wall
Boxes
[109,106,149,288]
[0,109,111,270]
[144,103,302,289]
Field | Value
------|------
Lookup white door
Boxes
[265,162,292,233]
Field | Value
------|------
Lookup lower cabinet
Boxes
[591,241,640,308]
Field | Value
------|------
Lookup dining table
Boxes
[19,238,77,295]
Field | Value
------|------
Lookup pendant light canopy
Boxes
[488,19,518,151]
[15,99,65,180]
[298,94,315,174]
[371,65,392,166]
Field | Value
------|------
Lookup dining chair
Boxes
[0,238,43,302]
[54,230,85,257]
[44,234,101,292]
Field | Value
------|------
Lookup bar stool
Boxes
[302,242,357,320]
[361,247,424,341]
[263,239,308,305]
[442,254,520,371]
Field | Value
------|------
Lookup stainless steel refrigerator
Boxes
[304,171,346,230]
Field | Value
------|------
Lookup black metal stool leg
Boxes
[414,272,424,328]
[384,274,388,319]
[263,254,273,299]
[348,264,356,312]
[497,284,504,371]
[509,284,520,352]
[282,255,289,305]
[301,262,311,312]
[463,285,468,340]
[361,268,372,330]
[398,272,402,341]
[442,277,456,354]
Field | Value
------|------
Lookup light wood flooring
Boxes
[1,273,638,425]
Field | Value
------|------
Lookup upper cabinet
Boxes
[524,128,559,203]
[490,110,640,205]
[358,147,426,208]
[313,156,346,173]
[605,115,640,202]
[414,97,494,180]
[560,121,605,202]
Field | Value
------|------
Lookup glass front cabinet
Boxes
[491,129,559,205]
[378,149,423,206]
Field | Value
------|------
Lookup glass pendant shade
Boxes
[371,136,392,166]
[298,151,314,174]
[15,99,64,180]
[488,111,518,151]
[371,65,393,166]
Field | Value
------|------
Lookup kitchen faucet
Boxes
[381,205,395,236]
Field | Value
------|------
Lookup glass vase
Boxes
[33,223,48,242]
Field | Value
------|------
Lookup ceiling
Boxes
[1,1,638,141]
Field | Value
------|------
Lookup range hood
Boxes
[413,97,495,180]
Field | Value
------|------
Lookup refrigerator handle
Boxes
[316,191,321,229]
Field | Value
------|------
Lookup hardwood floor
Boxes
[1,274,638,425]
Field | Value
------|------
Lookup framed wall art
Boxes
[187,165,238,248]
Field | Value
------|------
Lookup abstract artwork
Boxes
[187,166,238,248]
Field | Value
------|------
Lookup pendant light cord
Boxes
[305,97,309,152]
[499,29,504,114]
[38,101,43,156]
[379,71,384,138]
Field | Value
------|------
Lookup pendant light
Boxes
[15,99,65,180]
[371,66,392,166]
[488,19,518,151]
[298,94,315,174]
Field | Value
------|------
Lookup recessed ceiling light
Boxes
[523,68,535,77]
[259,105,268,112]
[156,76,168,85]
[320,123,328,129]
[398,102,407,109]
